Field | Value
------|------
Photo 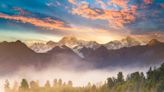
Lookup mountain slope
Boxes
[0,41,45,74]
[0,41,82,75]
[85,39,164,68]
[0,39,163,75]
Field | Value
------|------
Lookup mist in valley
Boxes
[0,60,151,92]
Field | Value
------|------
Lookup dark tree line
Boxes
[105,63,164,92]
[4,63,164,92]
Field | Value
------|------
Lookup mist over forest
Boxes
[2,63,164,92]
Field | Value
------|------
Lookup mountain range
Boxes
[28,36,143,57]
[0,38,164,75]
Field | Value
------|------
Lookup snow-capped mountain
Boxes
[104,40,122,50]
[58,36,101,49]
[29,41,57,53]
[27,36,100,56]
[104,36,142,50]
[57,36,101,57]
[121,36,141,47]
[27,36,143,57]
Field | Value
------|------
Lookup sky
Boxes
[0,0,163,43]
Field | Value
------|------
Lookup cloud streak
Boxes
[0,13,72,31]
[0,12,111,33]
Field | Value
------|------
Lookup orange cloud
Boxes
[70,1,137,28]
[0,13,73,31]
[72,2,103,19]
[0,12,124,36]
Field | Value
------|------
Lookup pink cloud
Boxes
[69,0,137,28]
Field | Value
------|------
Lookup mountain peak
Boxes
[148,39,161,46]
[15,40,23,44]
[46,41,57,46]
[123,36,137,42]
[14,40,28,47]
[125,36,133,39]
[121,36,141,47]
[59,36,77,43]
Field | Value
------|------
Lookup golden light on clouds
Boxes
[69,0,137,28]
[70,27,125,43]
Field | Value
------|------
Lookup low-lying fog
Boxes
[0,65,151,92]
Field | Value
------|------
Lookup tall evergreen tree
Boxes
[20,79,29,89]
[117,72,124,83]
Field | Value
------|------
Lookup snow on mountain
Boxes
[57,36,101,57]
[29,43,50,53]
[104,36,142,50]
[27,36,100,57]
[121,36,141,47]
[58,36,101,49]
[58,36,78,47]
[27,36,143,57]
[29,41,57,53]
[104,40,122,50]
